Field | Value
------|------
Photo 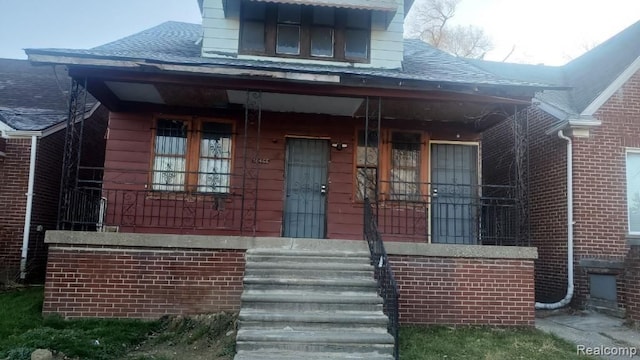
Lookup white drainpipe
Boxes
[20,135,38,280]
[535,130,574,309]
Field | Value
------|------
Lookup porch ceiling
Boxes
[78,68,529,126]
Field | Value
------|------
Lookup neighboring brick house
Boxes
[0,59,107,283]
[475,20,640,317]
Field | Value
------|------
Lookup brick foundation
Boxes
[392,255,535,326]
[624,244,640,322]
[44,232,536,325]
[44,245,245,318]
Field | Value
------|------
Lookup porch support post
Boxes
[57,77,88,230]
[363,97,382,207]
[513,106,530,246]
[240,91,262,235]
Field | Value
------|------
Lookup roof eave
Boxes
[580,55,640,116]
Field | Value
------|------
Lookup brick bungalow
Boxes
[24,2,550,346]
[475,20,640,318]
[0,59,107,283]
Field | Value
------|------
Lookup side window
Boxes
[628,150,640,234]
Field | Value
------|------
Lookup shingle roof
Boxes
[466,20,640,116]
[563,20,640,113]
[0,59,96,131]
[27,21,553,89]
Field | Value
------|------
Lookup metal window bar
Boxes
[364,197,399,360]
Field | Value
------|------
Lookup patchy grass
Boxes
[400,325,594,360]
[0,287,160,360]
[0,287,237,360]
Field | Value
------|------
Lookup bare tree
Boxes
[406,0,493,59]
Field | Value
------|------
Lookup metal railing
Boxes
[364,197,400,360]
[374,181,523,246]
[59,167,242,232]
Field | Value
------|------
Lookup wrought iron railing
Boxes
[364,197,400,360]
[59,167,243,232]
[375,181,524,246]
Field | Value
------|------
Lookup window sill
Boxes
[628,234,640,246]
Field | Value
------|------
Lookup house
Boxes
[0,59,107,283]
[25,0,546,357]
[475,20,640,319]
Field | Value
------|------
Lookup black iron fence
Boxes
[59,167,243,232]
[364,197,400,360]
[375,181,523,246]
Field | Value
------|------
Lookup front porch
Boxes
[57,90,530,247]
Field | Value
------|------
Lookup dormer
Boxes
[200,0,407,69]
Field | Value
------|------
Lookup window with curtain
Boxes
[151,118,233,193]
[390,132,421,200]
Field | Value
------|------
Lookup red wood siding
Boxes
[103,111,479,241]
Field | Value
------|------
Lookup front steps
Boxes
[234,248,394,360]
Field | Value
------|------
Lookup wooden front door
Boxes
[283,138,329,238]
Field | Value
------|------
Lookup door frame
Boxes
[282,135,331,238]
[427,140,481,244]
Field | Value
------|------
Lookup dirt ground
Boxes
[51,313,237,360]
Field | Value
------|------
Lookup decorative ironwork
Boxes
[513,107,530,246]
[240,91,262,235]
[375,181,518,245]
[62,168,240,231]
[363,96,382,206]
[363,197,399,360]
[57,77,88,230]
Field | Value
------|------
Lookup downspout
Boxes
[535,130,574,309]
[20,135,38,280]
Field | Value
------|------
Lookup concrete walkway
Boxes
[536,311,640,359]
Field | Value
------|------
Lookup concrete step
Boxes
[243,275,377,288]
[246,252,371,265]
[239,309,389,327]
[247,249,370,258]
[244,268,374,278]
[245,261,374,271]
[236,329,394,354]
[241,290,383,312]
[235,349,393,360]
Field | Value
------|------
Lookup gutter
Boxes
[535,130,574,309]
[20,135,38,280]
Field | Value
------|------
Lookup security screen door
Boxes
[283,138,329,238]
[431,143,479,244]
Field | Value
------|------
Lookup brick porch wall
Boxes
[44,245,245,318]
[44,233,536,325]
[392,256,535,326]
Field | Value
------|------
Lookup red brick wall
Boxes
[570,71,640,307]
[391,255,535,326]
[624,245,640,321]
[43,245,245,318]
[0,138,30,281]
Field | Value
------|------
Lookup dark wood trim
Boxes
[238,1,371,63]
[69,68,532,105]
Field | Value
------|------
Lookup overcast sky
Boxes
[0,0,638,65]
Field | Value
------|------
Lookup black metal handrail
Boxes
[364,197,400,360]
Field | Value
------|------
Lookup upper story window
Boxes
[239,1,370,62]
